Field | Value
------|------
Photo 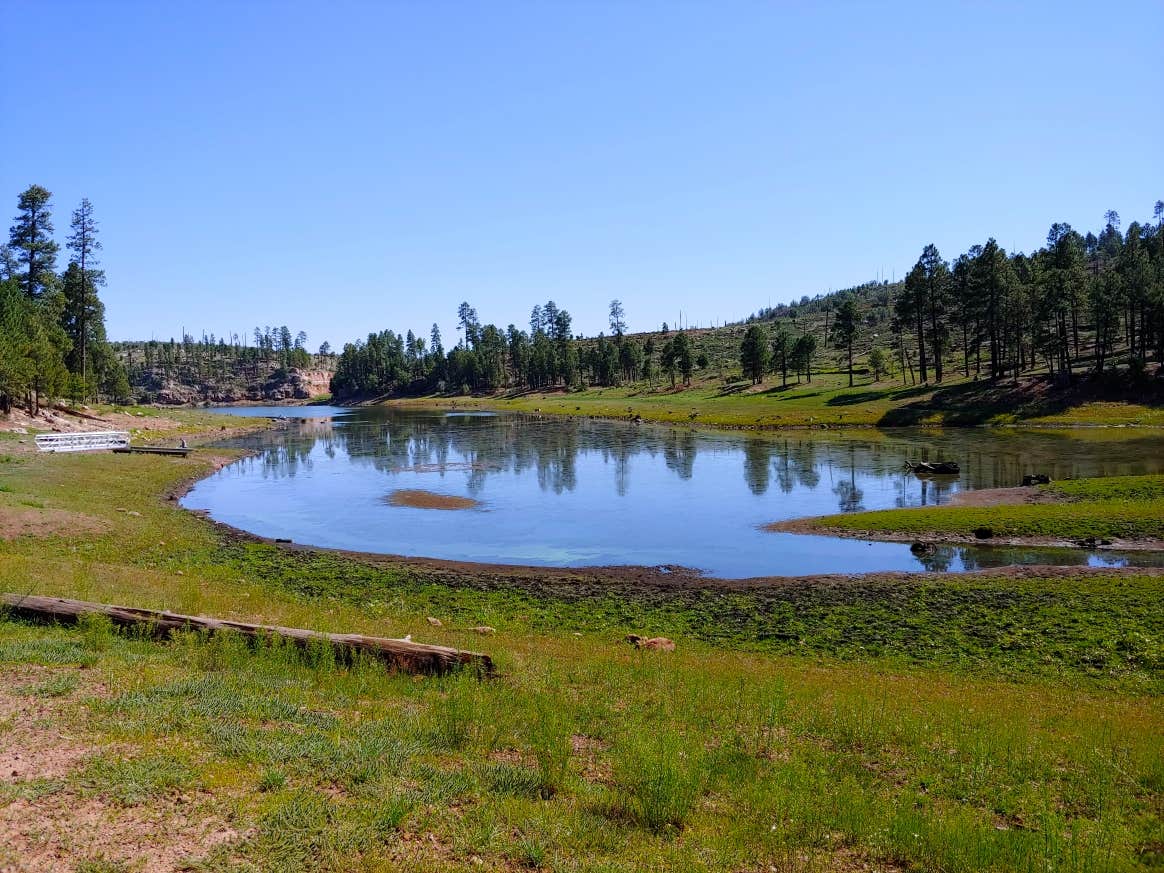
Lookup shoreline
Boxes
[764,515,1164,552]
[193,507,1164,592]
[172,408,1164,582]
[179,457,1164,593]
[764,481,1164,552]
[363,394,1164,433]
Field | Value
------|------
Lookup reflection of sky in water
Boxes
[186,408,1164,578]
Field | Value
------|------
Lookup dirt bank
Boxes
[0,405,170,435]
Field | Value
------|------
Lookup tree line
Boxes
[741,203,1164,389]
[0,185,129,413]
[330,299,713,399]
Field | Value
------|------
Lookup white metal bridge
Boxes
[34,431,131,453]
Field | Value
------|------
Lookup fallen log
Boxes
[905,460,960,476]
[1,593,493,678]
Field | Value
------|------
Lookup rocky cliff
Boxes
[139,368,332,405]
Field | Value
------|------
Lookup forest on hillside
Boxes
[331,201,1164,400]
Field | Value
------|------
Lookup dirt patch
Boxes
[0,795,239,873]
[947,485,1064,508]
[0,666,97,783]
[383,489,481,511]
[0,505,106,542]
[0,665,239,872]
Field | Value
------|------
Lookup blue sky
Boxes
[2,1,1161,350]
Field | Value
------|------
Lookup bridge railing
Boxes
[34,431,131,453]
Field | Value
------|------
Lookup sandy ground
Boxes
[946,485,1063,507]
[0,505,106,542]
[0,665,240,873]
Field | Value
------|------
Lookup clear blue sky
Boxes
[2,1,1161,350]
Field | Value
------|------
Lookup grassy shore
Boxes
[786,474,1164,546]
[1,410,1162,871]
[384,371,1164,430]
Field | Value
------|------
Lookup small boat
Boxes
[906,460,960,476]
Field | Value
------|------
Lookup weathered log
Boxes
[905,460,960,476]
[1,593,494,677]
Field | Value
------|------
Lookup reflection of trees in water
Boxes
[240,438,317,480]
[742,439,770,495]
[663,429,697,480]
[829,444,865,513]
[239,412,1164,504]
[833,479,864,512]
[912,546,956,572]
[908,542,1148,572]
[769,439,821,494]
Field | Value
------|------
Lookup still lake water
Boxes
[185,407,1164,578]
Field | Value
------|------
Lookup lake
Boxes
[183,407,1164,578]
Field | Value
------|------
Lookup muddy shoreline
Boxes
[184,489,1164,596]
[171,413,1164,591]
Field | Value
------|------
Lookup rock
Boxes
[426,617,443,627]
[470,626,495,635]
[126,510,141,517]
[625,634,676,652]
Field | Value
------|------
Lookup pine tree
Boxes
[830,296,858,386]
[64,198,106,385]
[9,185,59,299]
[739,324,770,384]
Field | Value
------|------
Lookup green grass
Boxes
[2,618,1161,872]
[386,370,1164,430]
[815,474,1164,543]
[1050,474,1164,503]
[0,408,1162,870]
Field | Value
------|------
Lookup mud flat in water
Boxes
[384,489,480,511]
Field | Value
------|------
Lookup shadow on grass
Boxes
[755,383,800,397]
[715,382,753,397]
[877,373,1164,426]
[825,383,934,407]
